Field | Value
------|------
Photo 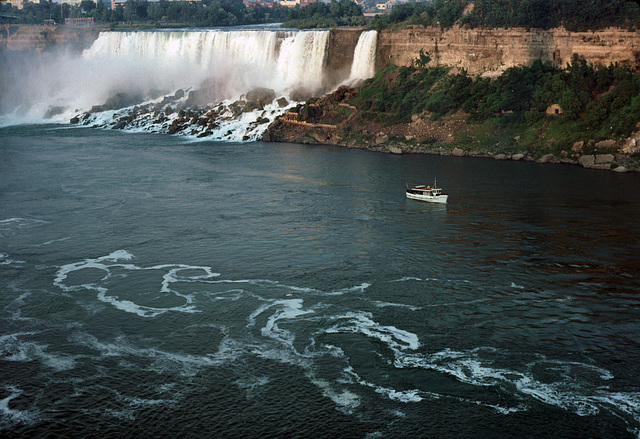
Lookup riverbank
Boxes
[263,86,640,173]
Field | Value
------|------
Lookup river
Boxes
[1,124,640,437]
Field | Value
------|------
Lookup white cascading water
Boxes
[82,29,329,102]
[347,30,377,86]
[1,29,377,140]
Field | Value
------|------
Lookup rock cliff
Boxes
[0,24,100,52]
[374,25,640,76]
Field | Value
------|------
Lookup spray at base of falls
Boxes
[57,29,377,141]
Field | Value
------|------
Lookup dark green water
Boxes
[2,124,640,438]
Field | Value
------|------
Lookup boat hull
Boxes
[406,191,448,204]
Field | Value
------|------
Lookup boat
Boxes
[406,179,448,204]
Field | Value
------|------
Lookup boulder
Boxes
[578,155,595,168]
[594,154,615,164]
[290,89,313,102]
[310,131,329,143]
[512,153,525,161]
[246,87,275,106]
[276,97,289,108]
[452,147,465,157]
[494,153,507,160]
[537,153,557,164]
[572,141,584,152]
[112,120,127,130]
[375,135,389,145]
[388,146,402,154]
[613,166,628,172]
[104,92,142,110]
[594,139,616,149]
[621,138,639,154]
[44,106,65,119]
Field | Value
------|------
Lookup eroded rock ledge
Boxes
[263,86,640,172]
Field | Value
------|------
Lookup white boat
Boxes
[406,179,448,204]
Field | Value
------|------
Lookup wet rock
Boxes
[388,146,402,154]
[512,153,525,161]
[277,97,289,108]
[44,106,65,119]
[375,135,388,145]
[452,147,465,157]
[494,154,507,160]
[613,166,628,172]
[104,92,142,110]
[246,87,275,106]
[112,120,127,129]
[70,116,80,124]
[290,89,313,102]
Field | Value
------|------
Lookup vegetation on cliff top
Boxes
[0,0,290,28]
[369,0,640,32]
[278,54,640,166]
[282,0,365,29]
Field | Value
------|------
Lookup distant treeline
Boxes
[0,0,291,27]
[4,0,640,31]
[282,0,364,29]
[369,0,640,32]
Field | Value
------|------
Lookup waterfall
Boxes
[347,30,378,86]
[82,29,329,100]
[1,28,377,140]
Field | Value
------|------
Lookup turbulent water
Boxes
[1,124,640,438]
[0,27,378,141]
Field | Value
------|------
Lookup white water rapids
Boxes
[0,28,378,140]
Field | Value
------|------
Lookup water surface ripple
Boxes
[1,125,640,438]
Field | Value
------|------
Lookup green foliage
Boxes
[370,0,640,31]
[369,0,467,30]
[350,55,640,150]
[3,0,290,26]
[282,0,364,29]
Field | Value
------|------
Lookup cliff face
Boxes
[375,26,640,75]
[326,28,363,87]
[0,24,100,52]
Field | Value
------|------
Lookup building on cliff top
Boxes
[546,104,563,116]
[276,0,317,7]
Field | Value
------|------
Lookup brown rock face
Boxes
[375,26,640,76]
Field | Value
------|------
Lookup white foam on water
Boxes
[0,386,40,428]
[325,283,371,296]
[70,329,243,377]
[0,218,49,238]
[309,377,361,412]
[394,347,640,431]
[0,253,25,266]
[235,376,270,398]
[0,333,76,371]
[372,300,420,311]
[24,237,71,247]
[325,311,420,352]
[390,277,423,282]
[54,250,221,317]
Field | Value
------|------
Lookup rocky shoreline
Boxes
[263,86,640,173]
